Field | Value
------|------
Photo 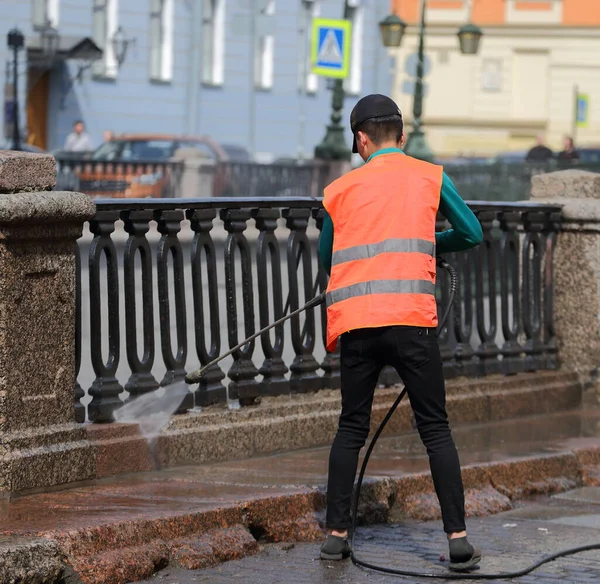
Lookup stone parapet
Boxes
[0,151,96,496]
[531,170,600,398]
[0,151,56,193]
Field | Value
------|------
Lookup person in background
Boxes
[103,130,114,143]
[64,120,94,152]
[557,136,580,163]
[526,135,554,163]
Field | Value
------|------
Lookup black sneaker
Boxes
[320,534,351,561]
[448,537,481,572]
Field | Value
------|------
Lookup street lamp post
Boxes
[7,29,25,152]
[404,1,431,162]
[380,1,483,162]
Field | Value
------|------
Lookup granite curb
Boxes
[86,370,582,480]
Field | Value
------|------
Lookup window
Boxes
[481,59,502,92]
[202,0,225,85]
[92,0,119,79]
[304,0,320,94]
[255,0,275,90]
[344,0,363,96]
[149,0,174,82]
[32,0,59,30]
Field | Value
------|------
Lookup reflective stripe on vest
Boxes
[331,237,435,267]
[326,278,435,306]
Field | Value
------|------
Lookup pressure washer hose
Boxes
[350,258,600,579]
[184,259,600,578]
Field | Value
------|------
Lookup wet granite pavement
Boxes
[135,491,600,583]
[2,409,600,535]
[1,408,600,583]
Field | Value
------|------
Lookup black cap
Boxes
[350,94,402,154]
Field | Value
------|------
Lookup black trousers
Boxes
[325,325,466,534]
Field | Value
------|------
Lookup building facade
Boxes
[391,0,600,156]
[1,0,392,161]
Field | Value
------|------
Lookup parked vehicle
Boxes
[55,134,233,198]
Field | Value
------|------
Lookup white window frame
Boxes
[344,0,363,96]
[255,0,275,90]
[92,0,119,79]
[304,0,320,94]
[202,0,225,86]
[149,0,174,82]
[32,0,60,30]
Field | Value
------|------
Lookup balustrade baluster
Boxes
[122,210,159,400]
[221,209,260,406]
[474,209,502,375]
[521,210,546,372]
[436,215,457,378]
[254,208,289,396]
[188,209,227,406]
[498,209,524,375]
[453,248,477,377]
[543,209,561,370]
[284,208,321,393]
[74,242,85,422]
[313,208,340,390]
[155,210,193,413]
[87,210,123,423]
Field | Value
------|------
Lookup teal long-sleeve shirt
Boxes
[318,148,483,275]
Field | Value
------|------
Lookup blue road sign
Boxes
[311,18,352,79]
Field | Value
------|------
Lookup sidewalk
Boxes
[0,409,599,583]
[137,489,600,583]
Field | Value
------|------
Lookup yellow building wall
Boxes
[389,0,600,156]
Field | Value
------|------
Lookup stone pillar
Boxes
[530,169,600,403]
[0,152,96,495]
[171,148,216,197]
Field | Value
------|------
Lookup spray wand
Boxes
[185,292,325,384]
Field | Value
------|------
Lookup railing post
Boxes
[313,208,340,390]
[254,208,290,396]
[221,208,260,406]
[452,248,477,377]
[122,210,160,400]
[498,209,524,375]
[155,209,193,413]
[521,209,546,372]
[436,216,457,378]
[474,209,502,375]
[542,208,561,370]
[283,208,321,393]
[87,210,124,423]
[74,240,85,423]
[188,209,227,406]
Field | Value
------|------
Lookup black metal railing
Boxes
[444,160,600,202]
[75,198,562,422]
[217,161,329,199]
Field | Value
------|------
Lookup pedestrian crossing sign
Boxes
[311,18,352,79]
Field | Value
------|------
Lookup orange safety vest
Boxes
[323,152,442,352]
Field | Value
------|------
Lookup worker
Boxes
[318,94,483,572]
